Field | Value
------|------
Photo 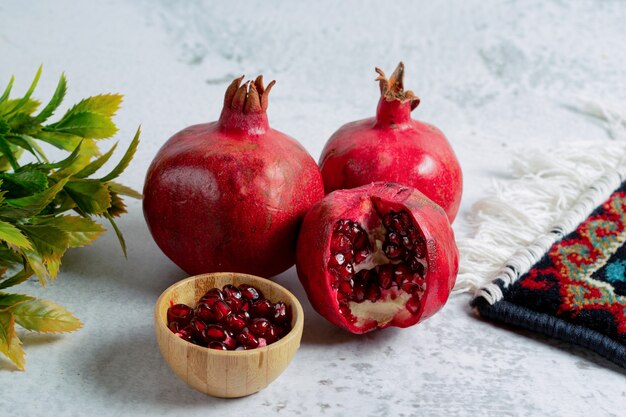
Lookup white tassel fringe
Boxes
[454,100,626,303]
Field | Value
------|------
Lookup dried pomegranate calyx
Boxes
[223,75,275,114]
[375,62,420,110]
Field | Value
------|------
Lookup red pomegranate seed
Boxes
[208,341,227,350]
[236,328,259,348]
[330,252,346,267]
[223,332,236,350]
[194,302,213,322]
[387,232,401,246]
[222,284,242,299]
[212,300,232,321]
[394,264,411,284]
[249,318,271,337]
[272,302,291,325]
[366,284,381,302]
[264,325,279,344]
[384,243,402,259]
[354,249,369,263]
[378,265,394,289]
[406,296,421,314]
[238,284,263,301]
[401,282,419,294]
[353,232,368,250]
[204,324,227,342]
[176,325,194,342]
[225,296,244,312]
[168,322,180,332]
[250,299,273,319]
[331,233,352,253]
[167,303,194,328]
[225,313,248,332]
[339,280,353,295]
[353,281,366,303]
[200,288,224,304]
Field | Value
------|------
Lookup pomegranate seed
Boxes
[387,232,401,246]
[402,282,419,294]
[354,249,369,263]
[264,325,279,344]
[353,281,366,303]
[208,341,227,350]
[272,302,291,325]
[204,324,228,342]
[335,262,354,280]
[167,303,194,328]
[339,280,353,295]
[331,233,352,253]
[250,299,273,319]
[225,296,244,312]
[353,232,368,250]
[401,235,413,250]
[238,284,263,301]
[168,321,180,332]
[394,264,411,284]
[406,296,421,314]
[236,328,259,348]
[223,332,237,350]
[384,243,402,260]
[176,325,194,342]
[258,338,267,348]
[212,300,232,321]
[225,313,248,332]
[366,284,381,302]
[222,284,242,299]
[378,265,394,289]
[194,302,214,322]
[249,318,271,337]
[330,252,346,267]
[200,288,223,303]
[235,346,248,351]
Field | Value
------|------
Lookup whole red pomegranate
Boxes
[319,62,463,222]
[296,182,458,334]
[144,76,324,277]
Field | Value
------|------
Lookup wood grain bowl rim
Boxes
[154,272,304,356]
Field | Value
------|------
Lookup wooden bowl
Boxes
[154,272,304,398]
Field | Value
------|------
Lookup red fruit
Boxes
[295,182,459,334]
[236,328,260,349]
[319,63,463,222]
[249,318,271,337]
[143,75,325,277]
[167,304,194,328]
[249,299,273,319]
[238,284,263,302]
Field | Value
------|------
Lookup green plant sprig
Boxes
[0,66,141,370]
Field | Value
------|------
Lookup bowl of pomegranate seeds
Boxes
[154,272,304,398]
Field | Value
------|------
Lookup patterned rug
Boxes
[472,179,626,367]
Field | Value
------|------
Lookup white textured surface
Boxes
[1,1,626,416]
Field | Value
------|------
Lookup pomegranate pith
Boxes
[166,283,292,350]
[319,62,463,222]
[144,75,324,277]
[296,182,459,334]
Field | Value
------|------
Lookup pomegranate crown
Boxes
[375,62,420,111]
[223,75,276,114]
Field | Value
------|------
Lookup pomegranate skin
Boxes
[144,76,324,277]
[295,182,459,334]
[319,63,463,222]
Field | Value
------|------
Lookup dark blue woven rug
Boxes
[472,180,626,368]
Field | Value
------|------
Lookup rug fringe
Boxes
[454,100,626,302]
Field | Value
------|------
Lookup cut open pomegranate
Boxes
[296,182,458,334]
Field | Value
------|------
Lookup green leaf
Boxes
[0,169,48,197]
[107,191,126,217]
[64,179,111,215]
[36,130,83,151]
[0,312,25,370]
[10,299,82,333]
[64,94,122,117]
[5,134,42,161]
[17,135,49,162]
[108,181,142,199]
[0,178,68,218]
[0,75,15,105]
[35,216,104,248]
[47,111,118,139]
[0,135,19,171]
[0,266,33,290]
[22,248,48,286]
[2,65,42,117]
[37,140,83,170]
[19,224,69,263]
[34,73,67,123]
[0,220,32,250]
[100,126,140,182]
[0,292,33,312]
[0,99,41,117]
[75,141,117,178]
[105,212,126,258]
